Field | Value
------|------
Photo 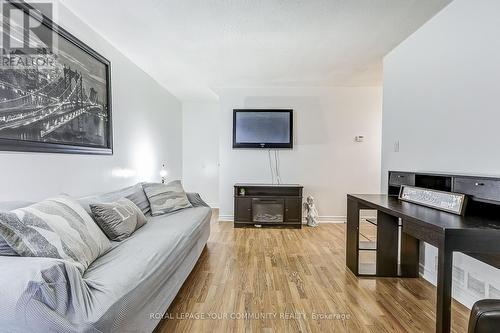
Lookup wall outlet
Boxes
[394,140,400,152]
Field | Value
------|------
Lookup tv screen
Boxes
[233,109,293,148]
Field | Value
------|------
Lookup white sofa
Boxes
[0,183,211,333]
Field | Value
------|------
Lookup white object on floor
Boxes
[303,196,319,227]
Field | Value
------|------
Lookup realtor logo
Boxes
[2,1,53,54]
[1,1,56,68]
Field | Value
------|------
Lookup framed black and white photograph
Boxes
[0,1,112,154]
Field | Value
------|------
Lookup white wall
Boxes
[216,87,382,220]
[382,0,500,308]
[182,102,220,206]
[0,2,183,201]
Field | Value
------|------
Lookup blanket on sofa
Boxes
[0,206,211,333]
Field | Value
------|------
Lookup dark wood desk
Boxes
[346,194,500,333]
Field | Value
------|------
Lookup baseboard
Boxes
[316,216,346,223]
[218,215,346,224]
[218,215,234,222]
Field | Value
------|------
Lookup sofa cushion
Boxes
[90,198,147,241]
[78,183,150,216]
[0,196,111,273]
[82,207,211,329]
[143,181,192,216]
[125,184,150,215]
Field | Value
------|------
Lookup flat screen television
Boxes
[233,109,293,149]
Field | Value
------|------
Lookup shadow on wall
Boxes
[243,96,330,146]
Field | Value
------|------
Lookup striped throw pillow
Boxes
[0,196,111,273]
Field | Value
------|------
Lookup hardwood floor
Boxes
[154,213,470,333]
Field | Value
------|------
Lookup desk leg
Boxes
[346,198,360,275]
[436,242,453,333]
[400,231,419,278]
[376,211,399,276]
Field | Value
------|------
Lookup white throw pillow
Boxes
[0,196,111,273]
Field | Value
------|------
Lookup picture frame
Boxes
[398,185,468,215]
[0,0,112,155]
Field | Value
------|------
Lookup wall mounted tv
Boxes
[233,109,293,149]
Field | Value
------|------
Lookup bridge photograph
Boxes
[0,2,111,154]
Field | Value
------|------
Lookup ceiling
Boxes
[60,0,451,101]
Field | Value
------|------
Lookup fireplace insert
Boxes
[252,198,284,223]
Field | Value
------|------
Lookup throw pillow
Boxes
[0,196,111,272]
[90,198,147,241]
[143,181,192,216]
[0,236,18,256]
[77,183,151,217]
[126,184,151,215]
[186,192,210,207]
[0,201,32,256]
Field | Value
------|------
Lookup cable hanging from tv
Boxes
[268,149,282,184]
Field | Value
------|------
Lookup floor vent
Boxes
[452,266,465,285]
[489,285,500,299]
[467,273,486,297]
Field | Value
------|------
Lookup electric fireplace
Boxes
[252,198,284,223]
[233,184,303,228]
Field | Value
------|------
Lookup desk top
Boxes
[348,194,500,232]
[234,183,303,188]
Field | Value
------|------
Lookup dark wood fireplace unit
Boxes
[233,183,303,228]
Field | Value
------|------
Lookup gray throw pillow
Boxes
[90,198,147,241]
[77,183,151,216]
[143,181,192,216]
[126,184,151,215]
[186,193,210,207]
[0,196,111,273]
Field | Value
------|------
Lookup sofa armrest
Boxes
[469,299,500,333]
[0,256,65,330]
[0,256,95,332]
[186,192,210,207]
